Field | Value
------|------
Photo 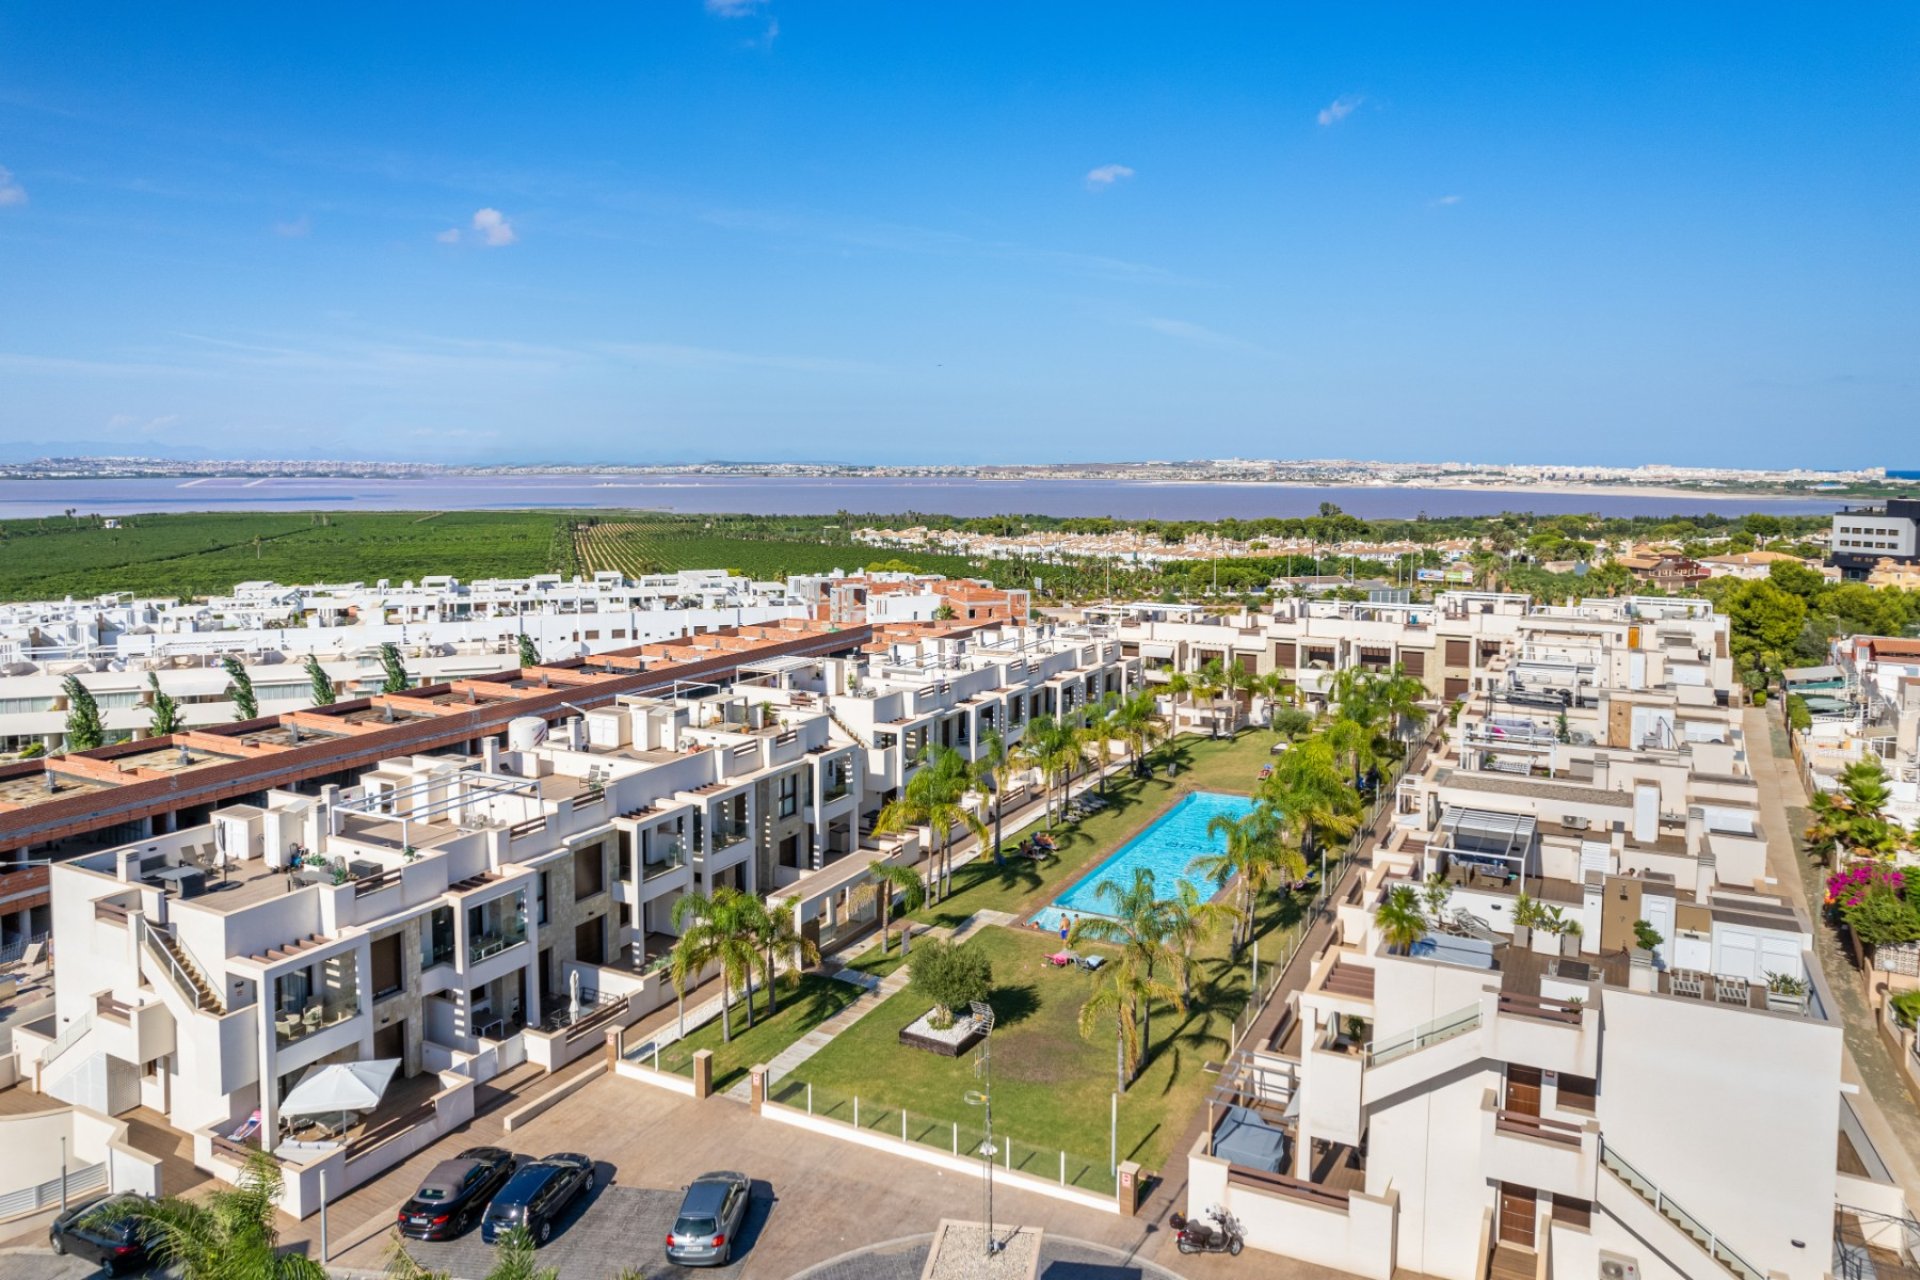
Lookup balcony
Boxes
[822,777,851,802]
[274,997,359,1048]
[468,917,528,965]
[1481,1091,1596,1200]
[710,824,750,852]
[642,842,687,880]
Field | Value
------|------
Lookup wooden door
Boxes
[1498,1183,1536,1247]
[1506,1065,1543,1117]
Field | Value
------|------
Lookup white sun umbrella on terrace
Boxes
[281,1058,400,1136]
[569,968,582,1022]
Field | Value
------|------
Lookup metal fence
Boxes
[768,1076,1117,1198]
[0,1162,105,1221]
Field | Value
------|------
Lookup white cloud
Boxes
[471,207,516,246]
[1430,194,1463,207]
[1085,163,1136,191]
[1317,94,1363,126]
[706,0,765,15]
[0,165,27,207]
[436,209,516,247]
[273,215,311,238]
[745,18,778,48]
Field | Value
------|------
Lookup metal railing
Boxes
[1600,1141,1763,1280]
[134,916,222,1014]
[1366,1004,1481,1068]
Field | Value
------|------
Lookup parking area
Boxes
[392,1179,773,1280]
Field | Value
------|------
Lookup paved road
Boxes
[792,1232,1191,1280]
[1746,705,1920,1196]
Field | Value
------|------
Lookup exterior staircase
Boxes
[1598,1141,1762,1280]
[137,917,225,1015]
[824,705,871,750]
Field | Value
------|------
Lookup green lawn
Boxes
[842,941,911,981]
[789,732,1323,1182]
[907,730,1281,931]
[659,973,863,1093]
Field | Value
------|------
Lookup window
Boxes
[370,933,404,1000]
[423,906,456,970]
[778,773,799,818]
[536,870,550,924]
[573,845,605,898]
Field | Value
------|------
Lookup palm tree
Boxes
[974,728,1021,863]
[875,746,987,902]
[1112,689,1165,771]
[1218,660,1258,733]
[1192,805,1304,957]
[1160,879,1237,1001]
[1375,884,1428,953]
[1806,757,1903,863]
[1375,662,1430,750]
[1077,949,1180,1091]
[88,1148,326,1279]
[1018,714,1083,828]
[1187,658,1227,735]
[851,860,928,956]
[1263,735,1362,888]
[669,887,762,1043]
[1069,868,1183,1057]
[1254,671,1294,724]
[754,898,819,1016]
[1081,693,1120,793]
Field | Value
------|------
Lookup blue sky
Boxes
[0,4,1913,466]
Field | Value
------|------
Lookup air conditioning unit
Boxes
[1598,1251,1641,1280]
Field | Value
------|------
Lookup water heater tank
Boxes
[507,716,549,752]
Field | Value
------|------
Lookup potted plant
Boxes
[1764,970,1809,1014]
[1631,918,1663,967]
[1510,891,1539,949]
[1558,918,1584,958]
[1533,906,1570,956]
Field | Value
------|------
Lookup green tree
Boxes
[516,634,541,668]
[875,745,987,902]
[1192,805,1303,956]
[973,728,1022,863]
[1068,867,1184,1059]
[304,653,336,706]
[1112,689,1167,768]
[1076,948,1178,1091]
[850,861,927,956]
[147,672,183,737]
[1374,884,1428,953]
[378,641,412,694]
[1724,578,1808,687]
[1016,713,1084,828]
[669,887,763,1042]
[907,938,993,1028]
[88,1148,326,1279]
[1262,734,1362,881]
[222,654,259,721]
[1806,757,1905,862]
[61,675,104,751]
[753,898,819,1017]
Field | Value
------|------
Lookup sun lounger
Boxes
[229,1109,262,1143]
[1078,954,1106,972]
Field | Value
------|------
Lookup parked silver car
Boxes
[664,1170,751,1267]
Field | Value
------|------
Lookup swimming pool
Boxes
[1029,791,1257,935]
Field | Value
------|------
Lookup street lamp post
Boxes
[965,999,1002,1258]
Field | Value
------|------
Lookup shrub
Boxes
[1271,707,1312,739]
[907,939,993,1029]
[1632,919,1664,951]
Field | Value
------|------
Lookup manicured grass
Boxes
[842,941,911,981]
[907,730,1282,931]
[791,734,1322,1180]
[660,972,863,1093]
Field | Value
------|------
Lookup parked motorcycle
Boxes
[1171,1207,1244,1256]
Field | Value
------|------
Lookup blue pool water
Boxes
[1029,791,1257,935]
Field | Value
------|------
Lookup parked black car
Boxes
[481,1152,596,1245]
[48,1194,155,1275]
[396,1146,516,1240]
[664,1171,751,1267]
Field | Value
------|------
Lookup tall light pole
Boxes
[965,999,1001,1257]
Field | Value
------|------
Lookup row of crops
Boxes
[0,511,573,602]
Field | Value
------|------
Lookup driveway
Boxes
[389,1179,774,1280]
[321,1071,1197,1280]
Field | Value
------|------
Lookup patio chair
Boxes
[1078,954,1106,972]
[1713,975,1752,1005]
[1670,970,1706,999]
[303,1005,324,1030]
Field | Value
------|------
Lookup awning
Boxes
[1439,806,1537,858]
[1782,665,1843,683]
[1139,642,1176,660]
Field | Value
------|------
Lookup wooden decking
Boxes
[1489,1243,1535,1280]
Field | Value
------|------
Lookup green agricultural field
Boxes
[0,511,573,601]
[571,514,985,583]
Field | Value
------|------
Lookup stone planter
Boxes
[1561,931,1584,958]
[899,1008,986,1057]
[1765,989,1809,1015]
[1511,924,1532,950]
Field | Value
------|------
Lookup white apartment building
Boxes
[17,618,1131,1214]
[0,571,807,753]
[1185,603,1910,1280]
